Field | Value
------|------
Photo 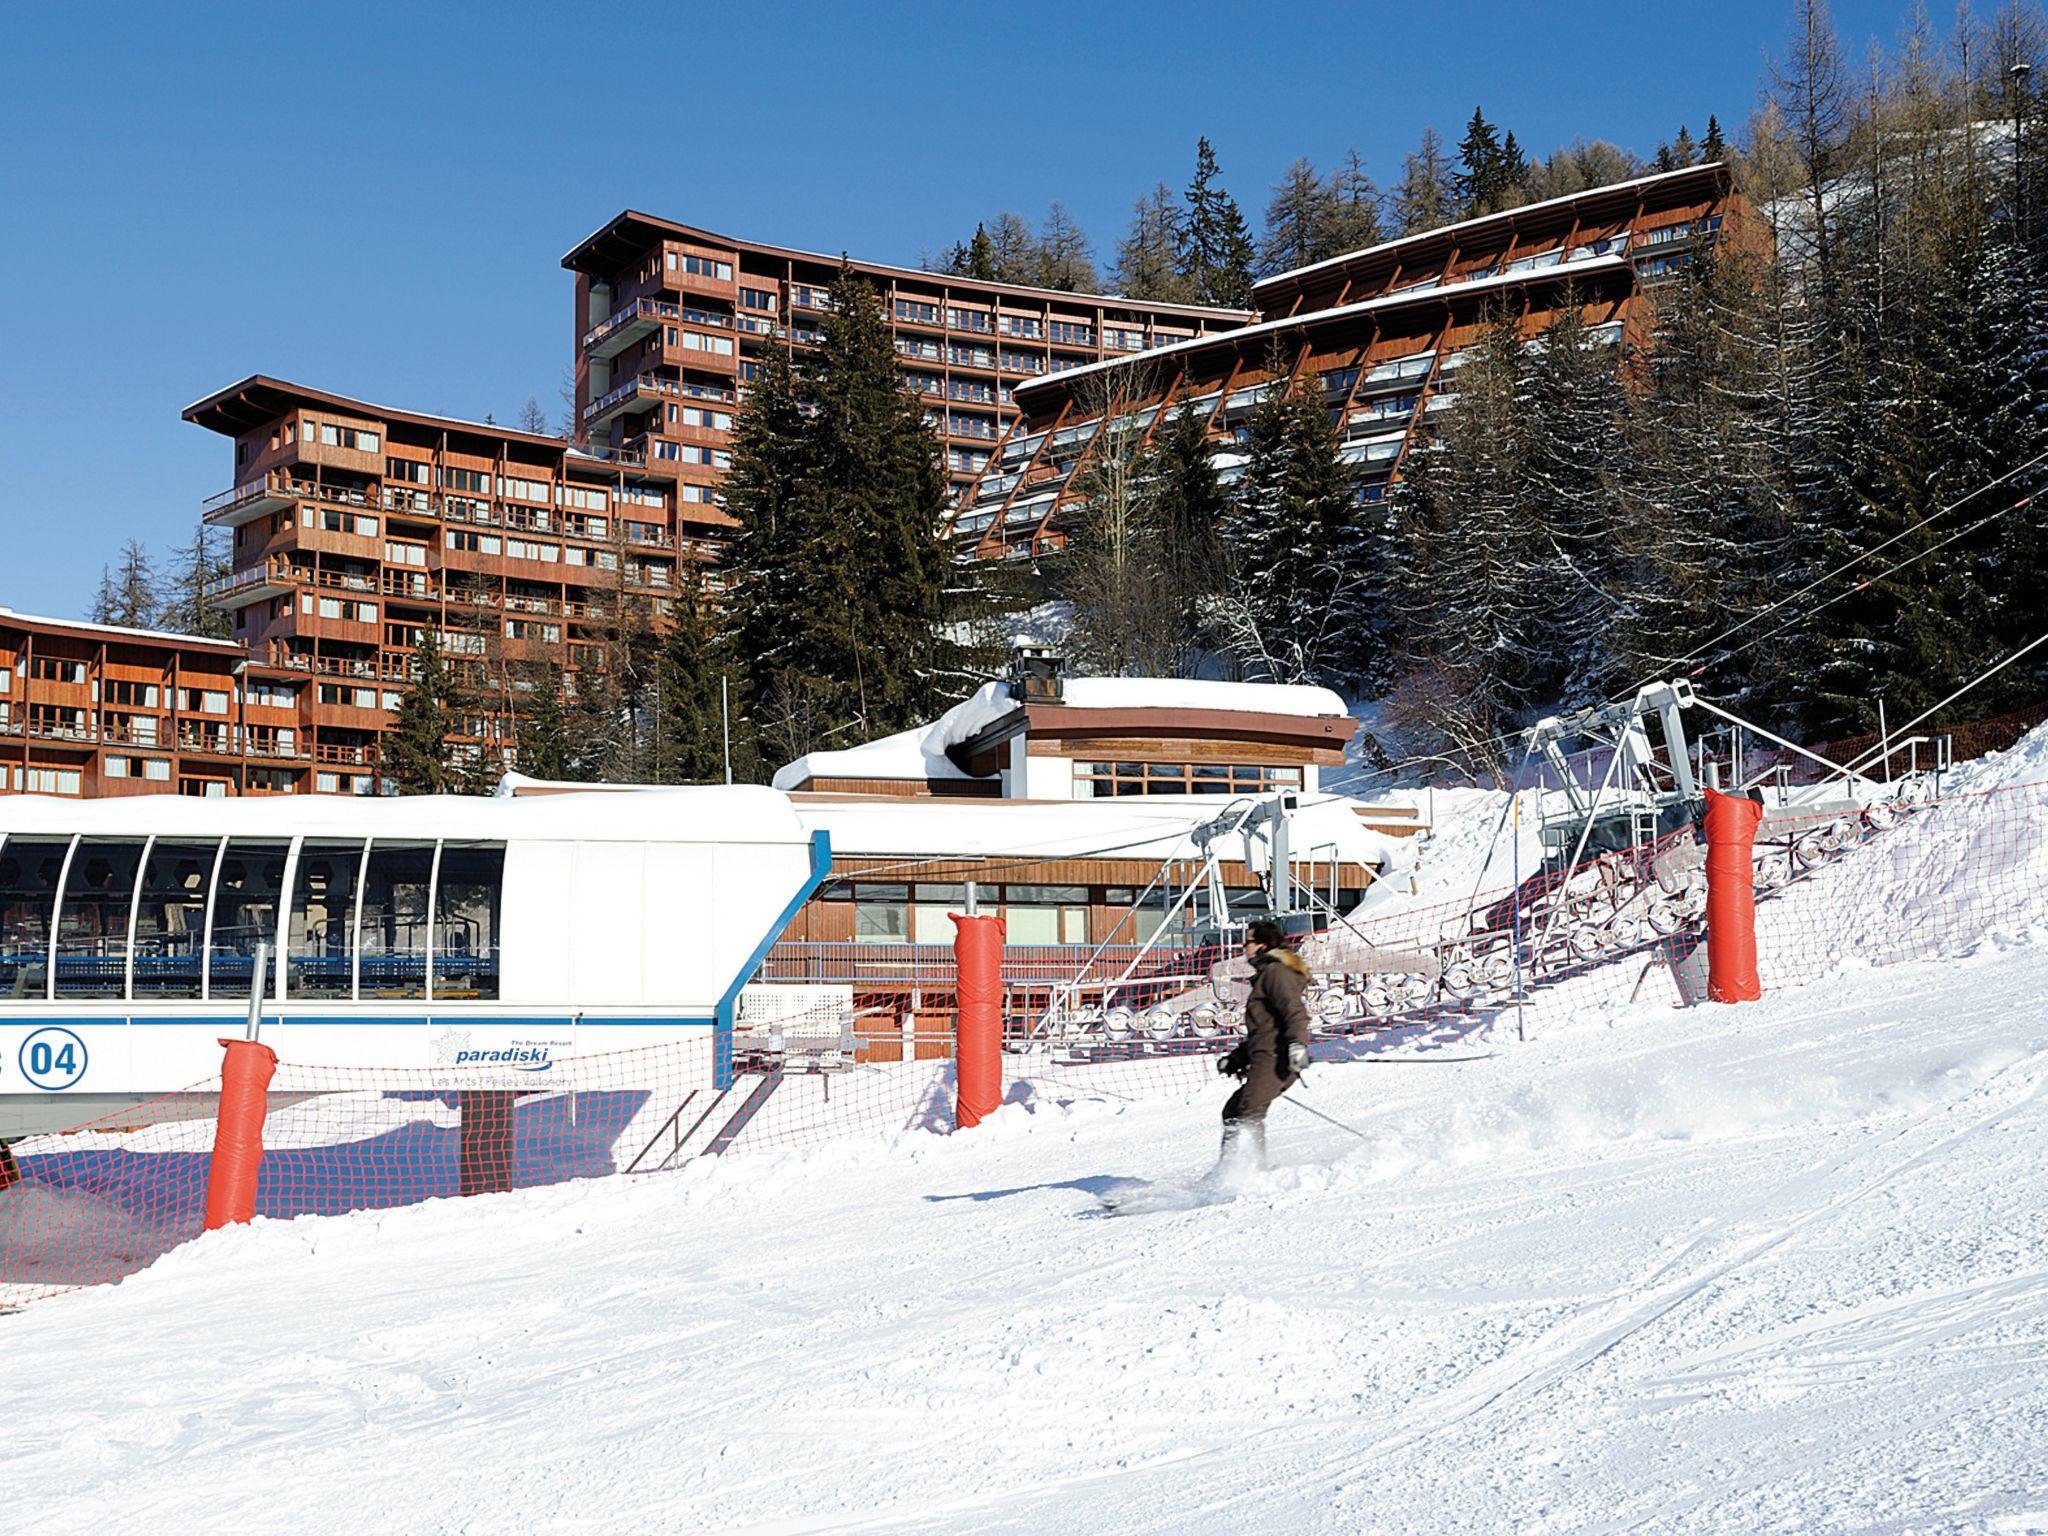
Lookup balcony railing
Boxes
[584,372,680,427]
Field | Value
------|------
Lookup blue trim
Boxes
[712,829,831,1091]
[0,1014,718,1029]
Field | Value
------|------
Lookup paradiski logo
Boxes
[451,1044,555,1072]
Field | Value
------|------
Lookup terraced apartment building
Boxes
[0,608,311,799]
[560,210,1249,502]
[953,162,1755,557]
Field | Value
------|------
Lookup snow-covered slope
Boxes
[8,941,2048,1534]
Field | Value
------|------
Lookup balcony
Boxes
[583,297,668,359]
[584,372,679,431]
[201,473,298,528]
[312,741,380,768]
[204,556,302,610]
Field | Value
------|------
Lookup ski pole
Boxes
[1280,1088,1372,1142]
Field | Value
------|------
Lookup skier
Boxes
[1215,917,1313,1177]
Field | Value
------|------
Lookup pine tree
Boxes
[1034,203,1098,291]
[1224,354,1376,687]
[653,569,740,782]
[1113,184,1193,301]
[383,633,462,794]
[1456,107,1524,216]
[1180,137,1257,307]
[1147,405,1231,661]
[93,540,158,629]
[723,271,974,770]
[155,520,231,639]
[1392,128,1459,235]
[1703,115,1727,161]
[514,663,573,780]
[985,212,1038,284]
[1387,312,1544,759]
[1319,148,1384,259]
[1260,157,1335,276]
[1519,301,1634,704]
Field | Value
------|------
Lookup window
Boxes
[1071,761,1303,797]
[289,840,362,998]
[105,680,160,709]
[1048,321,1093,347]
[51,841,145,998]
[894,299,940,325]
[947,307,992,332]
[359,841,433,998]
[132,839,220,999]
[852,884,910,944]
[433,843,503,999]
[31,657,87,685]
[312,421,379,452]
[0,836,69,997]
[387,457,429,484]
[1001,885,1090,947]
[678,253,733,281]
[439,466,490,495]
[209,840,289,998]
[739,286,778,311]
[497,475,551,503]
[911,884,966,944]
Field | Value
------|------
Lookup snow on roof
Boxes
[1250,161,1730,294]
[771,677,1351,791]
[1013,254,1631,400]
[0,783,811,846]
[0,606,249,652]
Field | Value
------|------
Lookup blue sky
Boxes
[1,0,1919,619]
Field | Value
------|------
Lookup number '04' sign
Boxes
[18,1028,88,1091]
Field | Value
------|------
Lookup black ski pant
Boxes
[1223,1053,1297,1125]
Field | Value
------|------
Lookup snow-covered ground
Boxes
[8,934,2048,1533]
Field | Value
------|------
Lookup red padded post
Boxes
[204,1038,278,1230]
[1703,788,1765,1003]
[951,911,1004,1130]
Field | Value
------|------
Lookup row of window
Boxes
[302,421,380,454]
[1071,761,1305,798]
[0,836,504,1002]
[667,251,734,281]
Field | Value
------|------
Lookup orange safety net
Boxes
[3,773,2045,1310]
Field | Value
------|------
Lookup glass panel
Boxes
[1004,886,1087,903]
[912,905,958,944]
[854,900,908,944]
[289,840,363,999]
[1060,907,1089,945]
[55,839,146,998]
[433,842,503,1000]
[1005,906,1060,945]
[133,839,219,999]
[359,842,433,999]
[210,840,290,998]
[0,836,69,998]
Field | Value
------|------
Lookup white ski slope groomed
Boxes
[7,933,2048,1533]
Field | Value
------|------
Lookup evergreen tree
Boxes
[723,270,976,770]
[945,223,998,280]
[383,633,463,794]
[1387,313,1543,758]
[1392,128,1459,234]
[1224,354,1376,687]
[1113,183,1193,301]
[653,569,741,782]
[1180,137,1257,307]
[514,663,573,780]
[1456,107,1525,216]
[1702,115,1727,161]
[1519,301,1634,704]
[1260,157,1335,276]
[1147,405,1232,659]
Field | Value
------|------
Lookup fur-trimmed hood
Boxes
[1255,947,1310,977]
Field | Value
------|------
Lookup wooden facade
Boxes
[0,609,307,798]
[955,163,1758,557]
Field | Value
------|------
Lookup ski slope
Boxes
[8,935,2048,1533]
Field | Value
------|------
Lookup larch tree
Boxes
[1114,183,1194,302]
[1392,127,1460,235]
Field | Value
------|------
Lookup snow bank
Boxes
[7,945,2047,1533]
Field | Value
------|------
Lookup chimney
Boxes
[1010,641,1066,704]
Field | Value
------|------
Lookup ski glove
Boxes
[1219,1046,1250,1079]
[1284,1041,1310,1077]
